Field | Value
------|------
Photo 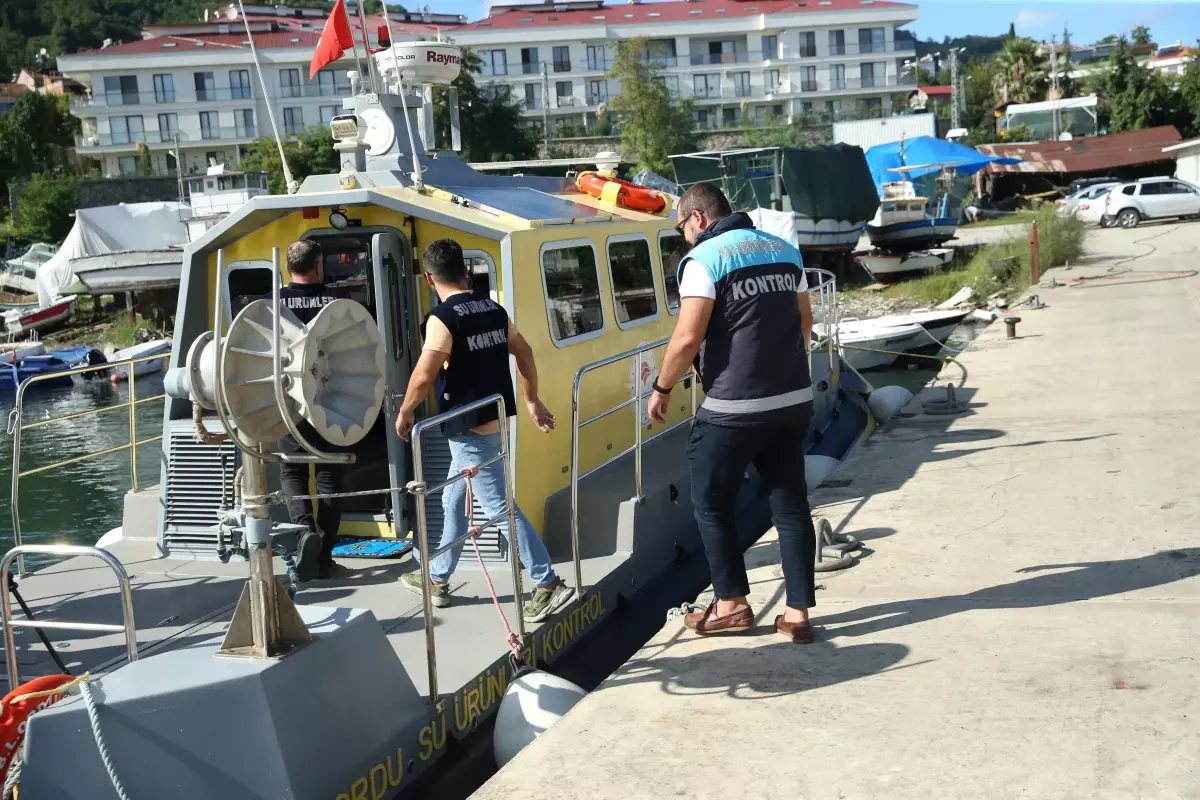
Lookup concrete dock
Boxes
[475,223,1200,799]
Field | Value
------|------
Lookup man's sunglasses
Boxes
[674,210,693,234]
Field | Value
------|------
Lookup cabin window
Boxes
[463,251,498,302]
[540,242,605,345]
[657,231,685,314]
[606,236,658,327]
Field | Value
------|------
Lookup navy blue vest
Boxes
[427,293,517,437]
[279,282,340,324]
[677,214,812,425]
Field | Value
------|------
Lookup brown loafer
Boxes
[774,615,814,644]
[684,602,754,635]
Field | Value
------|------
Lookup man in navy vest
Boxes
[648,182,818,643]
[395,239,575,623]
[278,239,347,581]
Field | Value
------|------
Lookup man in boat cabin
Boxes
[648,181,818,644]
[394,238,575,623]
[278,239,348,581]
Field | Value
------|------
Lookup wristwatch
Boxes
[651,380,671,396]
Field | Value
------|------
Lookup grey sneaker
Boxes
[523,578,575,623]
[401,571,451,608]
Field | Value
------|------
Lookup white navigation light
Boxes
[330,114,361,142]
[375,41,462,85]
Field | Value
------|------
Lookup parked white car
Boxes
[1056,183,1118,218]
[1078,188,1116,227]
[1102,177,1200,228]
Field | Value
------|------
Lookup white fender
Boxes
[805,455,841,492]
[867,385,914,424]
[493,670,587,768]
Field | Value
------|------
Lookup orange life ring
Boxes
[0,674,74,782]
[576,172,667,214]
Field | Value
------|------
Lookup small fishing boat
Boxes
[3,243,57,294]
[857,248,954,283]
[0,346,107,390]
[110,338,172,378]
[862,308,969,347]
[865,183,958,251]
[834,321,926,371]
[3,297,75,336]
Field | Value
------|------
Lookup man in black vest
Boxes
[278,239,347,581]
[395,239,574,623]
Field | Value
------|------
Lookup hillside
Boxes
[915,34,1010,63]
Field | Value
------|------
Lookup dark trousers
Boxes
[687,410,817,610]
[278,423,343,564]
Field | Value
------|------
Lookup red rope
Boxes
[461,466,524,661]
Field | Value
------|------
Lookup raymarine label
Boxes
[427,50,460,66]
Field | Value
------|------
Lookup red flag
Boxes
[309,0,354,80]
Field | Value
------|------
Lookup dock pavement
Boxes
[474,222,1200,800]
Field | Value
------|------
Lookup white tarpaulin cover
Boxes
[36,202,189,307]
[747,207,797,243]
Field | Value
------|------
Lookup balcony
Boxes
[585,57,611,72]
[70,91,174,109]
[277,83,352,99]
[194,87,253,102]
[74,129,220,150]
[825,40,915,57]
[689,52,750,66]
[556,96,580,108]
[521,62,540,75]
[642,56,678,68]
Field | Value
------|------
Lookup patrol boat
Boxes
[0,38,879,800]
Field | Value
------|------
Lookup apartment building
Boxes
[57,0,918,176]
[56,4,464,178]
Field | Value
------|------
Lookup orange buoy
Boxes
[576,172,667,214]
[0,674,75,782]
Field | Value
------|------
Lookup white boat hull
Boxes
[867,219,959,250]
[793,217,871,251]
[858,248,954,283]
[111,339,173,378]
[72,250,184,294]
[838,323,926,371]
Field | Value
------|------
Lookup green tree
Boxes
[238,127,338,194]
[1057,26,1076,98]
[1007,22,1016,39]
[12,174,79,242]
[993,37,1049,103]
[1105,36,1185,133]
[607,38,696,175]
[1178,43,1200,136]
[431,45,537,163]
[1131,26,1153,46]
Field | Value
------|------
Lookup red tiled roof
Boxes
[461,0,914,31]
[0,83,31,98]
[918,85,953,97]
[977,126,1182,175]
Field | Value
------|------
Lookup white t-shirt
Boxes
[678,260,809,300]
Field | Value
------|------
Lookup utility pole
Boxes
[1049,35,1060,140]
[949,48,962,130]
[541,62,551,156]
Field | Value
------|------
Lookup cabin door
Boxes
[370,232,415,538]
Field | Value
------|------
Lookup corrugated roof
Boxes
[976,126,1183,175]
[462,0,914,31]
[918,85,953,97]
[0,83,31,98]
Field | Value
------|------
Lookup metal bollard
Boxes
[1004,316,1022,339]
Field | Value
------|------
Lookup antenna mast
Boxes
[235,0,298,193]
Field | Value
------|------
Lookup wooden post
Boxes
[1030,220,1040,283]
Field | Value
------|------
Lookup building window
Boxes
[766,70,781,92]
[761,35,778,59]
[863,97,883,117]
[798,32,816,58]
[524,83,541,110]
[831,64,846,90]
[658,232,684,314]
[194,72,215,101]
[694,108,714,129]
[733,71,751,97]
[110,115,144,145]
[660,75,680,99]
[552,46,571,73]
[607,238,658,327]
[283,107,302,135]
[859,27,885,54]
[829,30,846,56]
[643,39,677,67]
[157,113,178,142]
[280,68,301,98]
[229,70,252,100]
[118,156,139,176]
[587,45,607,71]
[521,47,539,75]
[479,50,507,77]
[694,74,718,99]
[480,84,510,101]
[235,109,255,137]
[799,102,812,113]
[319,105,338,126]
[152,74,174,103]
[203,151,222,169]
[199,111,217,139]
[722,107,741,127]
[861,63,877,88]
[316,70,350,96]
[541,243,604,344]
[800,66,818,92]
[103,75,139,106]
[555,81,574,106]
[587,79,608,105]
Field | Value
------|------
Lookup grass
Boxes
[964,210,1037,229]
[104,319,144,348]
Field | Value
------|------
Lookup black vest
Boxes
[279,282,340,324]
[428,293,517,437]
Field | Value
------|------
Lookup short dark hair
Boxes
[287,240,323,276]
[423,239,468,285]
[678,182,733,222]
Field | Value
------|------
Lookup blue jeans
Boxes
[415,431,556,588]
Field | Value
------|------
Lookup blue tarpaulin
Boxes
[865,136,1022,196]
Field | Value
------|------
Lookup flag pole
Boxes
[235,0,297,193]
[341,0,368,94]
[353,0,380,94]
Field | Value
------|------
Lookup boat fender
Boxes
[805,455,841,492]
[867,385,915,424]
[971,309,998,324]
[0,674,75,783]
[493,670,587,768]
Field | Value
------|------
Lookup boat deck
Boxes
[473,223,1200,799]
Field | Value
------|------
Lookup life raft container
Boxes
[0,674,75,783]
[575,172,667,214]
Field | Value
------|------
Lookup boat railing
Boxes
[805,267,839,371]
[8,352,168,576]
[409,394,525,702]
[0,544,137,688]
[569,338,698,593]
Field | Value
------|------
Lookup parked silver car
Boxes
[1056,182,1119,218]
[1102,177,1200,228]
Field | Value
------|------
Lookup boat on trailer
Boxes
[1,41,884,800]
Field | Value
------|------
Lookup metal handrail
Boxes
[0,544,137,688]
[9,351,169,576]
[569,338,698,594]
[409,394,524,702]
